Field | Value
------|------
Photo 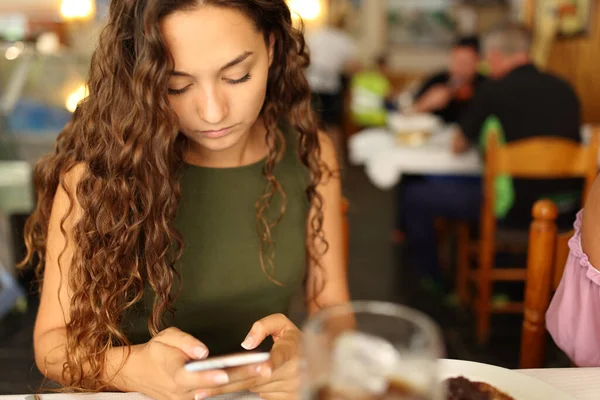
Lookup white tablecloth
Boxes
[2,368,598,399]
[349,125,596,190]
[0,161,34,215]
[520,368,600,400]
[0,161,33,280]
[348,127,481,190]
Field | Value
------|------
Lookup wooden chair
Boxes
[342,197,350,269]
[457,128,599,344]
[520,199,572,368]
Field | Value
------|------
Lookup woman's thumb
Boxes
[154,327,209,360]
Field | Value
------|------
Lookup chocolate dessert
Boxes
[446,376,515,400]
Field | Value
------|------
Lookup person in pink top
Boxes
[547,175,600,367]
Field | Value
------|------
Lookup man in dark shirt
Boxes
[413,36,487,124]
[454,23,581,227]
[402,23,582,288]
[393,37,486,243]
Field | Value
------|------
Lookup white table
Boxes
[348,127,481,190]
[349,125,596,190]
[520,368,600,400]
[0,161,32,314]
[0,161,34,216]
[2,368,598,399]
[0,129,59,216]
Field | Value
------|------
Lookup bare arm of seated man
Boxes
[412,84,452,114]
[452,129,471,154]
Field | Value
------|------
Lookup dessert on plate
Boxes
[446,376,515,400]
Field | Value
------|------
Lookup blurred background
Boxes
[1,0,599,394]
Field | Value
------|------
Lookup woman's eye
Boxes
[225,73,252,85]
[168,86,191,96]
[168,73,251,94]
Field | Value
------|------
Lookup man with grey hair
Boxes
[401,22,581,292]
[454,21,579,154]
[479,22,532,78]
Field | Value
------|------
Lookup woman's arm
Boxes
[582,176,600,271]
[34,164,148,389]
[34,164,86,383]
[546,175,600,367]
[34,166,248,397]
[305,132,350,315]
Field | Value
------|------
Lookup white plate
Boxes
[439,359,576,400]
[387,113,442,134]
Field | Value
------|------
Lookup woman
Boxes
[547,175,600,367]
[22,1,349,399]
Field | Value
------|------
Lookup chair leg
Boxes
[456,222,471,307]
[435,218,451,272]
[476,285,491,344]
[476,238,493,344]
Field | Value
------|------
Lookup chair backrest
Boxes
[486,128,599,202]
[479,129,598,300]
[520,199,574,368]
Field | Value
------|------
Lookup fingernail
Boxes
[195,393,208,400]
[194,346,209,359]
[257,364,272,377]
[241,335,255,349]
[213,372,229,385]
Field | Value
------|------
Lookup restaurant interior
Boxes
[0,0,599,398]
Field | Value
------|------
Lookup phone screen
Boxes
[184,352,270,372]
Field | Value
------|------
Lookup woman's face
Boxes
[161,5,273,153]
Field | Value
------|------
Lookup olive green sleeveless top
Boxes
[127,126,310,355]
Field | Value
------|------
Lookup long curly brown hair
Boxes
[21,0,327,390]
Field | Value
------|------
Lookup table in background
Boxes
[348,127,480,190]
[0,161,32,318]
[349,125,596,190]
[0,161,34,216]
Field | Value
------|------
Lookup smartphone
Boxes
[184,352,270,372]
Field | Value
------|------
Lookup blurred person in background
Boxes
[306,12,360,132]
[349,54,394,128]
[412,36,487,124]
[453,22,581,226]
[22,1,349,399]
[392,37,485,247]
[402,22,581,293]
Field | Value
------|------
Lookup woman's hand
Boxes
[124,327,263,400]
[199,314,302,400]
[246,314,302,400]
